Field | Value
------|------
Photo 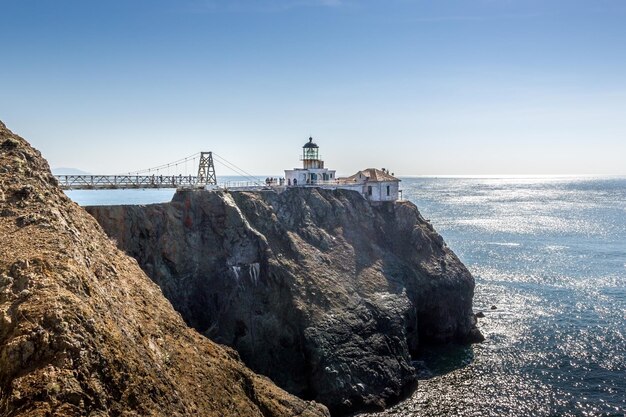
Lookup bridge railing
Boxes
[55,175,363,191]
[220,181,265,188]
[56,175,201,190]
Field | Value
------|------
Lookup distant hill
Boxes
[51,167,91,175]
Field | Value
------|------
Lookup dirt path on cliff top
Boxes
[0,120,329,417]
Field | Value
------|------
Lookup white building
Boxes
[284,137,336,186]
[284,137,401,202]
[338,168,401,202]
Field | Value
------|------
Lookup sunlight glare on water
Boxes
[362,176,626,417]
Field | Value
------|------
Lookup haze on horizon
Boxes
[1,0,625,176]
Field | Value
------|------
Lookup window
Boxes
[387,185,390,196]
[367,186,372,196]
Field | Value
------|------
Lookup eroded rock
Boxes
[88,184,482,414]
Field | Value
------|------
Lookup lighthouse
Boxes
[284,137,336,186]
[302,137,322,169]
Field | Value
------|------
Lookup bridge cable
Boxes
[118,152,202,176]
[213,158,261,185]
[212,153,264,186]
[111,150,266,186]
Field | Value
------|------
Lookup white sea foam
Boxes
[486,242,521,247]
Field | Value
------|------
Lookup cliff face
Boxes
[87,185,482,414]
[0,121,329,417]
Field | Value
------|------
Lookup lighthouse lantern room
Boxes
[284,137,336,185]
[302,137,322,169]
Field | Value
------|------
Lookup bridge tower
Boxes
[197,152,217,185]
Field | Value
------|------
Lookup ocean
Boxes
[66,176,626,416]
[368,176,626,417]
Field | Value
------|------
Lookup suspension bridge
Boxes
[55,152,266,190]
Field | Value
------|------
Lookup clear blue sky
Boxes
[1,0,625,176]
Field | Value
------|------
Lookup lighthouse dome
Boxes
[303,137,319,149]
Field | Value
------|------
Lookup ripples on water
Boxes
[362,176,626,417]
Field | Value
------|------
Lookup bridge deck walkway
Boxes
[55,175,200,190]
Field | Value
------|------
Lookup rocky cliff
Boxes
[87,184,483,414]
[0,120,329,417]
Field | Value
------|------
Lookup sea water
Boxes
[366,176,626,417]
[66,176,626,416]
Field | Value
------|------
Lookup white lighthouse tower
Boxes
[284,137,336,186]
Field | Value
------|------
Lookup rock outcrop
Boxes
[87,183,483,414]
[0,120,329,417]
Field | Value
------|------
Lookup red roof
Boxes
[343,168,400,183]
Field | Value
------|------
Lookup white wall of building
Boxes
[361,181,399,202]
[284,168,336,185]
[334,184,364,194]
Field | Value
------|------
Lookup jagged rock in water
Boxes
[0,120,329,417]
[87,182,483,414]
